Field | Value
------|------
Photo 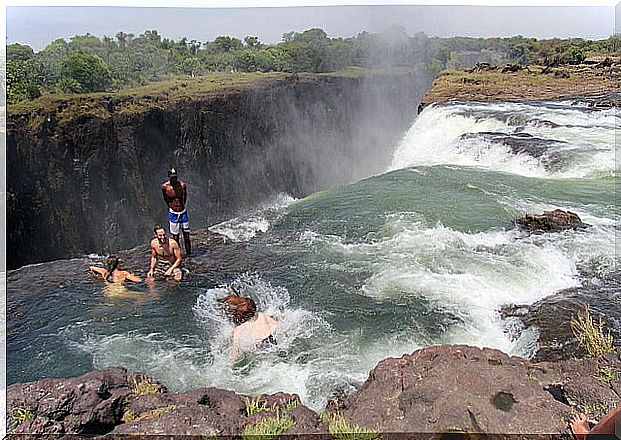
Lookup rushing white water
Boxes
[391,101,618,179]
[210,193,297,241]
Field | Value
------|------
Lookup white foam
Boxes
[210,193,296,241]
[390,102,617,179]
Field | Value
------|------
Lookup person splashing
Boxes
[217,286,279,361]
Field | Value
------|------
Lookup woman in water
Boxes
[89,256,142,284]
[218,287,279,361]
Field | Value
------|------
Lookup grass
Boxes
[10,405,34,431]
[594,366,616,385]
[242,413,295,439]
[571,304,615,358]
[123,405,176,424]
[242,396,302,438]
[132,375,161,396]
[245,396,271,417]
[319,411,379,440]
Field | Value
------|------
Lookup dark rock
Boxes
[500,275,621,362]
[516,209,583,233]
[7,370,328,437]
[6,367,148,435]
[338,345,621,434]
[501,64,523,73]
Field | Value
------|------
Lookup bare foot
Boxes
[571,413,590,439]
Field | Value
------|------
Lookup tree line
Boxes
[7,27,621,105]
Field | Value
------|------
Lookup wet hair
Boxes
[105,256,120,282]
[154,225,165,234]
[217,288,257,325]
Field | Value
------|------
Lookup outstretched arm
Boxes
[124,271,142,283]
[89,266,108,280]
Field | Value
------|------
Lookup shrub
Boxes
[132,375,161,395]
[319,411,379,440]
[242,413,294,439]
[571,304,614,358]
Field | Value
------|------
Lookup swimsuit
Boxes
[168,208,190,235]
[258,334,277,348]
[153,258,183,280]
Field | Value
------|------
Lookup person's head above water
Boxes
[218,287,257,325]
[168,168,178,184]
[105,255,121,272]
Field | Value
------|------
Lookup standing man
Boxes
[161,168,192,257]
[147,225,183,282]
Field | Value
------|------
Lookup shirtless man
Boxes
[147,225,183,282]
[161,168,192,257]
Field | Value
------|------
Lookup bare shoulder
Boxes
[161,181,170,190]
[169,238,181,250]
[149,238,158,248]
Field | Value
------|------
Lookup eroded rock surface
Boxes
[338,345,620,435]
[7,367,327,438]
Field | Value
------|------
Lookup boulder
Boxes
[516,209,583,233]
[337,345,621,434]
[6,367,144,436]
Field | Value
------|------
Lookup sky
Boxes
[5,1,619,51]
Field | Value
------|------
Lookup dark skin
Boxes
[161,174,192,256]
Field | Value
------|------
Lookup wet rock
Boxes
[6,367,144,435]
[459,131,565,159]
[7,371,329,437]
[516,209,583,233]
[501,276,621,362]
[337,345,621,434]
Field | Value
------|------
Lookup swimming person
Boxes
[218,287,279,361]
[147,225,183,283]
[89,255,142,283]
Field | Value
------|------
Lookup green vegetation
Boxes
[595,366,616,385]
[242,396,301,438]
[122,405,176,424]
[571,304,615,358]
[245,396,271,416]
[7,26,620,106]
[320,411,379,440]
[242,413,295,439]
[10,404,34,430]
[132,375,161,395]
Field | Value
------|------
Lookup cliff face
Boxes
[8,71,429,268]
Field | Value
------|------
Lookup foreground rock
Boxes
[7,368,327,437]
[338,345,621,434]
[7,345,621,437]
[516,209,583,233]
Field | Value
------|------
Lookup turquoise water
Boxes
[8,98,618,409]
